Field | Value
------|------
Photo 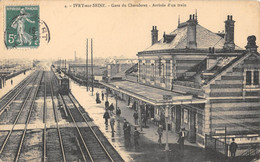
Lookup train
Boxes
[51,65,70,95]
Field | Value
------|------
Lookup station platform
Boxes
[70,80,220,162]
[0,70,33,99]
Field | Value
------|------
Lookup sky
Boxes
[0,0,259,61]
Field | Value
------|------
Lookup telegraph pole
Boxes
[91,38,94,96]
[65,59,66,72]
[86,39,89,91]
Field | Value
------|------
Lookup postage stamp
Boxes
[5,6,40,48]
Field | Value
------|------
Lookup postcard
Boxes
[0,0,259,161]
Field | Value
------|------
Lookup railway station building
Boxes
[101,14,260,148]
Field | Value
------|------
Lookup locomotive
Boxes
[51,65,70,95]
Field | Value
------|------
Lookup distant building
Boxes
[68,63,105,81]
[107,63,136,81]
[105,58,138,81]
[109,58,138,64]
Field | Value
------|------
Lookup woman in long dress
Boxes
[11,8,35,45]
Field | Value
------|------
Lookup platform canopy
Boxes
[100,80,206,106]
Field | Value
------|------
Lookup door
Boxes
[175,105,181,132]
[189,110,196,143]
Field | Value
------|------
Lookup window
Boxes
[253,71,259,85]
[158,58,162,76]
[142,63,145,79]
[151,63,155,81]
[246,71,252,85]
[245,70,259,86]
[184,109,189,124]
[160,63,166,83]
[162,64,165,78]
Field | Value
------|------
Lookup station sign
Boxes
[215,128,226,134]
[163,95,172,101]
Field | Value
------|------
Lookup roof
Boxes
[176,51,260,87]
[203,52,260,86]
[110,64,135,79]
[100,80,206,106]
[143,24,242,52]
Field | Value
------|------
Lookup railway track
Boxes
[0,71,35,115]
[43,72,47,162]
[56,81,123,161]
[0,71,43,162]
[0,70,124,161]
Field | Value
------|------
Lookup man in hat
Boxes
[230,138,238,158]
[157,125,163,146]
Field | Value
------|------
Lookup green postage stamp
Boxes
[5,6,39,48]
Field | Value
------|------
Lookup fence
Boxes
[205,134,228,157]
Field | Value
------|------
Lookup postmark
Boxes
[5,6,40,48]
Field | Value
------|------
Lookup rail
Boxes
[15,71,43,162]
[49,72,67,162]
[43,72,47,162]
[0,71,36,115]
[51,70,90,162]
[68,92,118,162]
[0,71,40,154]
[0,72,31,103]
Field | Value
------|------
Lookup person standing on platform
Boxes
[105,100,109,110]
[157,125,163,146]
[103,109,110,126]
[133,127,140,147]
[123,119,128,136]
[116,107,121,120]
[178,128,185,152]
[142,113,147,127]
[133,111,138,125]
[109,103,114,113]
[96,91,101,104]
[101,91,104,101]
[11,79,13,85]
[125,122,131,146]
[230,138,238,158]
[110,115,115,137]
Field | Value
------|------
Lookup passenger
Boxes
[96,91,101,104]
[11,79,13,85]
[123,119,128,136]
[133,111,138,125]
[103,109,110,126]
[101,91,104,101]
[178,128,185,152]
[157,125,163,146]
[110,115,115,137]
[108,103,114,113]
[133,127,140,147]
[230,138,238,158]
[116,107,121,120]
[125,122,131,145]
[142,113,147,127]
[105,100,109,110]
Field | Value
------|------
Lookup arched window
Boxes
[151,63,155,81]
[142,63,146,79]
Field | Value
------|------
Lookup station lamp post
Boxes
[106,88,108,102]
[165,104,170,151]
[163,95,172,151]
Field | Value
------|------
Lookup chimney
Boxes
[224,15,235,50]
[187,14,197,48]
[245,35,258,52]
[151,26,158,45]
